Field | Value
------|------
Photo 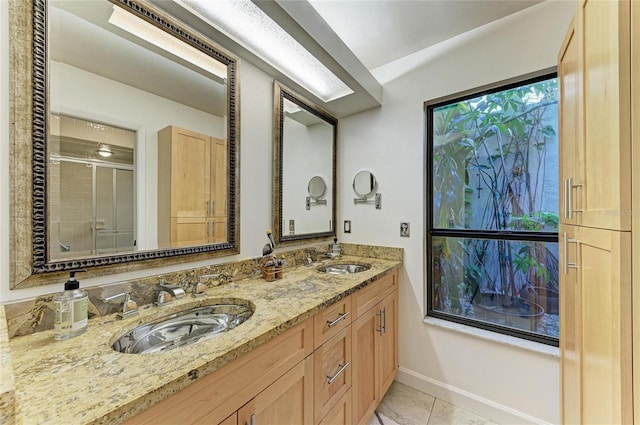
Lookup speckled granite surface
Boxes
[0,306,16,425]
[7,254,401,425]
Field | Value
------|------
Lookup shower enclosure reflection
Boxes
[48,115,135,260]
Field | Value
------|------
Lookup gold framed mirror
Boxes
[9,0,240,289]
[273,81,336,245]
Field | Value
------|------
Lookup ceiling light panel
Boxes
[175,0,353,102]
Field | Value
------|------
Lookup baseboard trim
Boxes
[395,367,554,425]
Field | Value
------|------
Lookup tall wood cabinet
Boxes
[558,1,635,423]
[157,125,227,248]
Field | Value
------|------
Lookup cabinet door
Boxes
[579,0,631,230]
[170,127,211,221]
[238,356,314,425]
[562,226,632,424]
[632,3,640,423]
[351,305,380,425]
[378,291,398,398]
[558,12,582,226]
[559,224,581,425]
[314,327,351,424]
[219,413,237,425]
[318,389,351,425]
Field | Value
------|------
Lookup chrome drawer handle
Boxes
[327,362,350,385]
[563,232,579,275]
[327,311,350,328]
[245,413,256,425]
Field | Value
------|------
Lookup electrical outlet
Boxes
[344,220,351,233]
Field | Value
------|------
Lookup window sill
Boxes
[423,317,560,359]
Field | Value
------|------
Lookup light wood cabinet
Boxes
[318,388,351,425]
[351,271,399,425]
[238,356,314,425]
[558,0,631,231]
[124,318,313,425]
[559,1,636,423]
[157,125,227,248]
[560,225,632,424]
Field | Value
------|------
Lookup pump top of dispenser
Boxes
[64,270,86,290]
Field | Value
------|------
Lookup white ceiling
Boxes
[308,0,543,73]
[52,0,546,119]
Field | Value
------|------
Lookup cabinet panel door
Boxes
[558,12,582,226]
[379,291,398,398]
[579,0,631,230]
[632,3,640,423]
[314,327,352,424]
[238,356,314,425]
[318,388,351,425]
[170,126,211,219]
[560,224,581,425]
[351,306,380,425]
[575,226,632,424]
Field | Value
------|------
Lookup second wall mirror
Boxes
[273,82,337,244]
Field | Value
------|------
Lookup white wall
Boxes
[338,2,575,423]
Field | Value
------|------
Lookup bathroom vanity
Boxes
[5,254,400,425]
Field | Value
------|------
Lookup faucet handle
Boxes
[103,291,139,319]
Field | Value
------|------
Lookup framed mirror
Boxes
[273,82,337,244]
[9,0,240,289]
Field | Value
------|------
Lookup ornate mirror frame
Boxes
[9,0,241,289]
[272,81,337,246]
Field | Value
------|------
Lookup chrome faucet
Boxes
[155,279,186,306]
[102,291,139,319]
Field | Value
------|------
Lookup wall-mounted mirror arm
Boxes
[353,193,382,209]
[306,196,327,210]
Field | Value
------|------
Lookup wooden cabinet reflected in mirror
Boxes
[9,0,240,289]
[273,81,337,245]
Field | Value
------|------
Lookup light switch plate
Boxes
[344,220,351,233]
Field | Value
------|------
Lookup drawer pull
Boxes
[327,362,350,385]
[245,413,256,425]
[327,311,350,328]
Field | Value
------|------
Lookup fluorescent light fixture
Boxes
[175,0,353,102]
[97,144,113,157]
[108,5,227,80]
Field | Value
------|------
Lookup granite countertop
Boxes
[6,255,401,425]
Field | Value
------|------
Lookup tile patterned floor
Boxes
[369,382,500,425]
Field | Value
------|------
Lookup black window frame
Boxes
[425,70,559,347]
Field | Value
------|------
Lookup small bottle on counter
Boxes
[54,270,88,340]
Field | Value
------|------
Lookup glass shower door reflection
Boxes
[95,167,134,254]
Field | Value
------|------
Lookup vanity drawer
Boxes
[352,271,397,318]
[314,295,352,348]
[314,326,352,424]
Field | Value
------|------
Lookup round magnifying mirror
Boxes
[353,170,378,198]
[308,176,327,200]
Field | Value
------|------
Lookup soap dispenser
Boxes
[54,270,88,340]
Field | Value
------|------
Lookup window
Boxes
[425,73,559,346]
